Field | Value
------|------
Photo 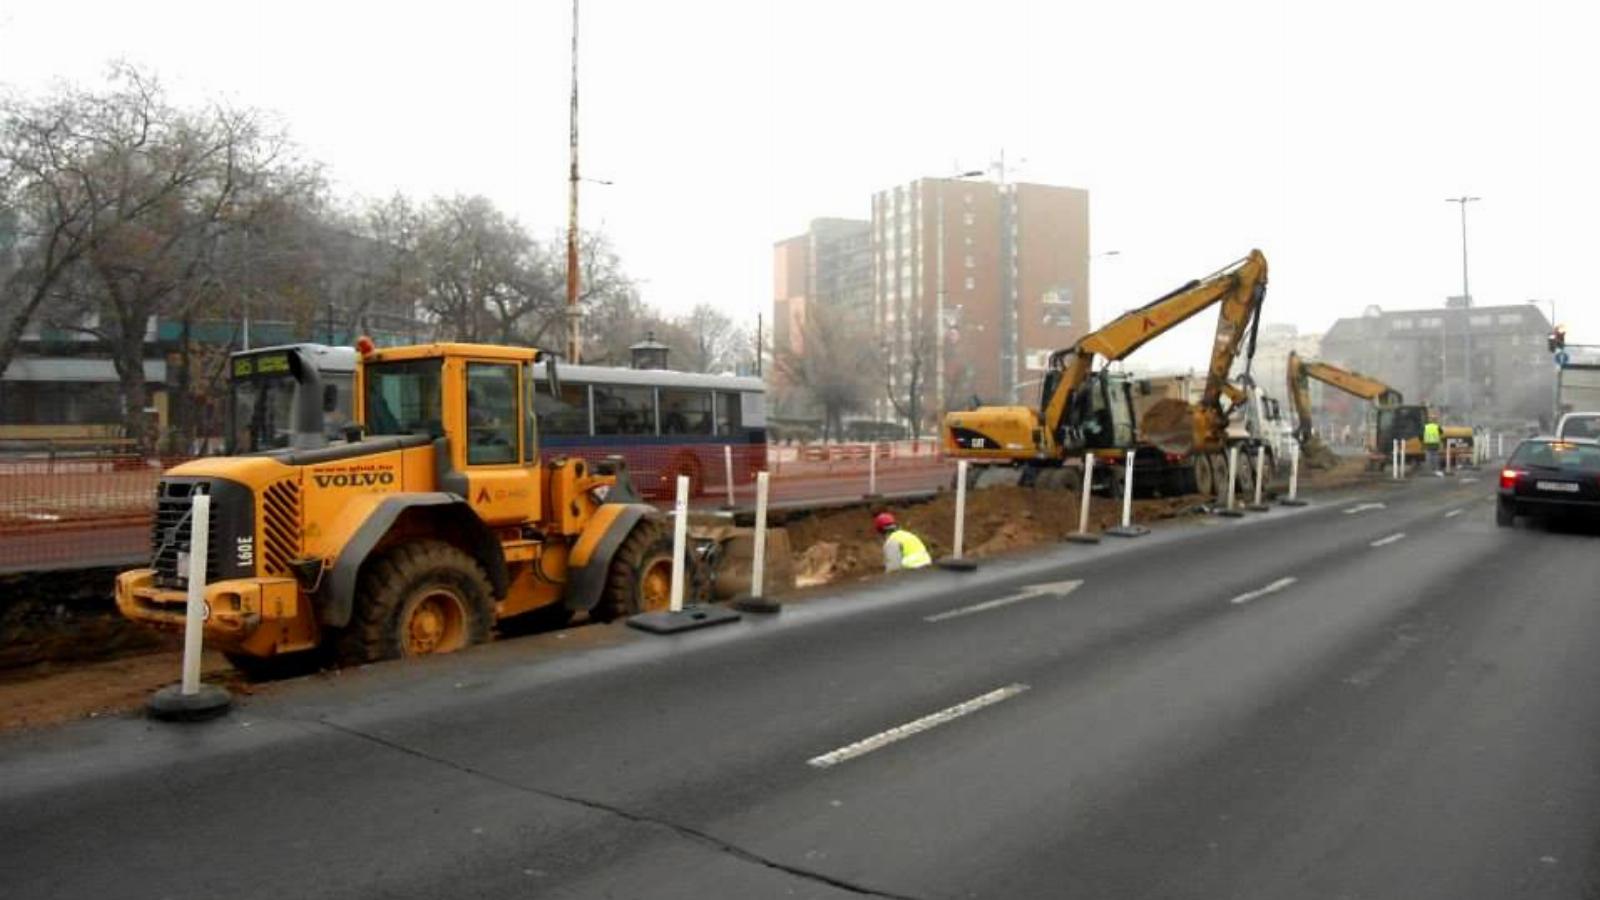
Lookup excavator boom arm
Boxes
[1286,351,1404,442]
[1039,250,1269,446]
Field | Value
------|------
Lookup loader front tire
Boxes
[338,540,494,665]
[592,520,678,622]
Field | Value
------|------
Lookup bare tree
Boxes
[883,318,936,440]
[775,311,873,442]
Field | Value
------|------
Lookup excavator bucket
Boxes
[1298,435,1343,470]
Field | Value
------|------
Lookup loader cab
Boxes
[359,343,549,527]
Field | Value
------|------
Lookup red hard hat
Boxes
[873,512,897,533]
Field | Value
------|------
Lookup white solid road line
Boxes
[924,579,1083,623]
[1228,576,1298,605]
[1344,502,1387,515]
[1370,532,1407,547]
[1458,476,1478,484]
[807,684,1031,769]
[1444,508,1465,518]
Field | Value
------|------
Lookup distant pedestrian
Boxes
[875,512,932,573]
[1423,419,1443,475]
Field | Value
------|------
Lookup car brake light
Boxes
[1499,468,1521,490]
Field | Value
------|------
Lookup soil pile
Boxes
[788,485,1204,587]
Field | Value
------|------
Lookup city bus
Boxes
[532,361,767,499]
[224,343,767,498]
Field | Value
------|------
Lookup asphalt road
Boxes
[5,468,1599,899]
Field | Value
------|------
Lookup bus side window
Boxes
[661,389,713,436]
[594,385,655,436]
[536,383,591,436]
[714,391,742,436]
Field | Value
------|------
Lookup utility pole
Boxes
[1446,195,1480,412]
[565,0,583,363]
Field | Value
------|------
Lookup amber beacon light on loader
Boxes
[116,340,706,676]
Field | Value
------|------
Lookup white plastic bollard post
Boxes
[669,474,690,612]
[751,471,769,597]
[1281,441,1308,506]
[868,445,879,497]
[181,492,212,696]
[1078,454,1095,532]
[953,459,968,558]
[1498,433,1504,458]
[937,460,981,568]
[1446,440,1453,474]
[723,445,736,508]
[1120,449,1136,527]
[1225,446,1240,510]
[733,471,780,613]
[1067,453,1100,544]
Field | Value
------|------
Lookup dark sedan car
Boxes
[1498,437,1600,527]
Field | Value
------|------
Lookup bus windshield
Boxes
[231,372,297,453]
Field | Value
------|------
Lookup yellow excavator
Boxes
[1285,352,1471,470]
[943,249,1269,497]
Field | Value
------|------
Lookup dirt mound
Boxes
[1140,399,1196,453]
[785,485,1205,588]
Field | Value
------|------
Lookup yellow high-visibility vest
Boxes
[887,530,932,569]
[1423,422,1442,446]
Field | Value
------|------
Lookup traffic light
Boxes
[1548,325,1567,353]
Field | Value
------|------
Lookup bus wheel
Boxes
[338,540,494,664]
[594,519,677,621]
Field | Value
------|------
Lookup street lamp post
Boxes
[1446,195,1480,413]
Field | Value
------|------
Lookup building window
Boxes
[1419,316,1442,329]
[965,275,976,291]
[1469,314,1492,328]
[964,235,973,246]
[1498,313,1523,326]
[964,255,975,268]
[963,212,975,226]
[1390,318,1414,330]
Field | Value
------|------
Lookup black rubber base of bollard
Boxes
[1104,524,1151,538]
[1245,503,1272,512]
[1065,533,1102,544]
[627,605,742,634]
[1215,508,1247,518]
[935,557,980,572]
[731,594,782,614]
[147,684,232,723]
[1279,498,1309,507]
[863,493,883,501]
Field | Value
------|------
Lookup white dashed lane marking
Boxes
[1229,577,1298,606]
[1370,533,1407,547]
[807,684,1030,769]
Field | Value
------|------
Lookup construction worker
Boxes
[1423,418,1444,475]
[875,512,932,573]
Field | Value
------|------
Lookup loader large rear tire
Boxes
[592,519,678,622]
[337,540,494,665]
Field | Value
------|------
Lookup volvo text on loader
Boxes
[117,341,702,677]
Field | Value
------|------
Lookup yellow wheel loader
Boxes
[116,341,715,675]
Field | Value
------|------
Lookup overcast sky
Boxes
[2,0,1593,370]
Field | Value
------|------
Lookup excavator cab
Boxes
[1062,373,1138,454]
